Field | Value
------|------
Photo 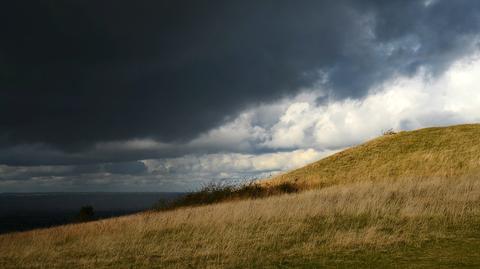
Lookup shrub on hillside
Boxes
[154,181,301,211]
[73,205,95,223]
[382,128,397,136]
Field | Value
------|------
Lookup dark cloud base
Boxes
[2,0,480,154]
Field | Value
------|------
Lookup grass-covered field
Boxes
[1,124,480,268]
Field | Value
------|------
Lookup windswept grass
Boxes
[2,124,480,268]
[1,176,479,268]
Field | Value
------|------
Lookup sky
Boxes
[2,0,480,192]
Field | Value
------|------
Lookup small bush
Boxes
[382,128,397,136]
[73,205,95,223]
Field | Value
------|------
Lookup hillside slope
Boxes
[1,176,479,268]
[268,124,480,188]
[1,124,480,268]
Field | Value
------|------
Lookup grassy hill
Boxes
[267,124,480,188]
[1,124,480,268]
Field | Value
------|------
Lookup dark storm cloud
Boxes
[0,161,147,182]
[1,0,480,162]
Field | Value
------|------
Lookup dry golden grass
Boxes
[1,176,479,268]
[2,123,480,268]
[267,124,480,188]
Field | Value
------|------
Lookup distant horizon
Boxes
[0,191,183,234]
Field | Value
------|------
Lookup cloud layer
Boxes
[3,52,480,191]
[2,0,480,152]
[2,1,480,191]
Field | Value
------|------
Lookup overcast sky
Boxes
[2,0,480,192]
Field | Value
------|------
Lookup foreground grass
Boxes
[1,176,479,268]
